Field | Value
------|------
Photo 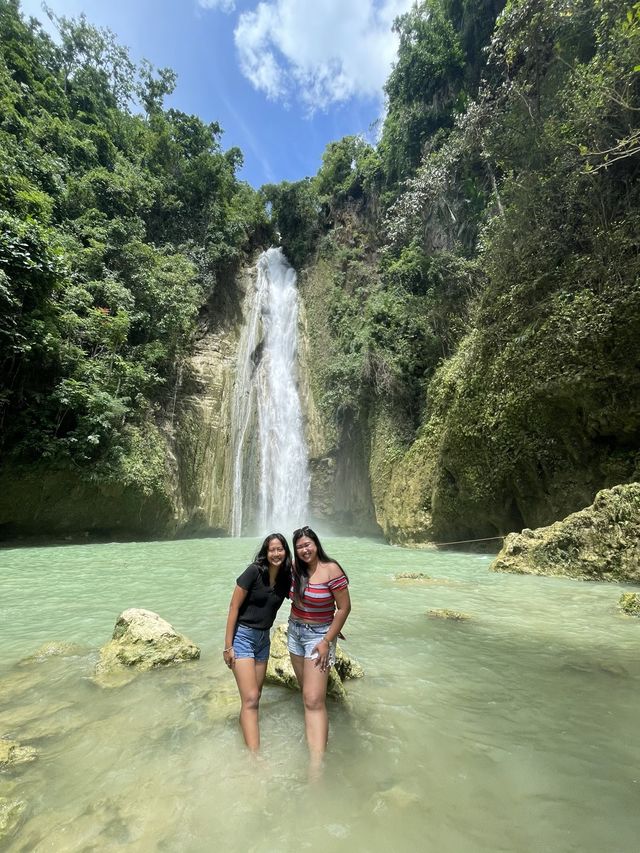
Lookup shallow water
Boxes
[1,537,639,852]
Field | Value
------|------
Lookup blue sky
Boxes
[19,0,414,188]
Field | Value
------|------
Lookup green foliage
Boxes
[409,0,640,536]
[379,0,466,187]
[2,0,638,545]
[293,0,639,543]
[315,135,383,219]
[312,238,443,427]
[261,179,319,268]
[0,0,266,474]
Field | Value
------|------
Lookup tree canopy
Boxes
[0,0,269,479]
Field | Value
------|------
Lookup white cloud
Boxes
[234,0,414,112]
[198,0,236,12]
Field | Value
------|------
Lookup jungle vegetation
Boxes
[266,0,640,536]
[1,0,638,537]
[0,0,270,489]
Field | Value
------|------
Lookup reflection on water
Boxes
[1,537,640,852]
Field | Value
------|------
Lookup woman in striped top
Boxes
[288,526,351,771]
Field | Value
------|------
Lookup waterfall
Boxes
[230,248,310,536]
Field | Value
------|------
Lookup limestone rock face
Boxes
[0,460,179,542]
[491,483,640,581]
[369,404,437,545]
[95,609,200,686]
[297,262,380,535]
[173,263,246,535]
[0,739,37,769]
[265,625,363,700]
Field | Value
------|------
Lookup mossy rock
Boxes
[393,572,431,581]
[95,609,200,688]
[265,624,363,700]
[0,453,179,541]
[491,483,640,582]
[619,592,640,617]
[0,739,37,769]
[334,645,364,680]
[426,609,470,621]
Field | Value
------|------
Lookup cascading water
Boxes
[230,247,310,536]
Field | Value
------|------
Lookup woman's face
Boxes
[294,535,317,564]
[266,538,286,569]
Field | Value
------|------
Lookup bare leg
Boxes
[290,652,305,689]
[301,659,330,759]
[233,659,267,751]
[288,653,330,774]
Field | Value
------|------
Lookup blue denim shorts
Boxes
[287,620,336,665]
[233,624,271,661]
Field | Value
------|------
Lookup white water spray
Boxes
[230,248,310,536]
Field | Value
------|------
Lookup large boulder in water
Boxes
[491,483,640,581]
[95,609,200,687]
[265,624,363,700]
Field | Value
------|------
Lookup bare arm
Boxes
[324,586,351,645]
[313,585,351,671]
[223,584,248,669]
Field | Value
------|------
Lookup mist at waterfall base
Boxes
[230,248,310,538]
[2,536,640,852]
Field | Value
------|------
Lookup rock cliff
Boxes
[490,483,640,581]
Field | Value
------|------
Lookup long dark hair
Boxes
[254,533,292,594]
[292,526,347,599]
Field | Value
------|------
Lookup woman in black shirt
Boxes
[223,533,292,751]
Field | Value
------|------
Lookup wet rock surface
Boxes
[491,483,640,581]
[393,572,431,581]
[95,609,200,687]
[0,796,26,843]
[426,609,471,621]
[265,624,363,700]
[0,739,37,769]
[619,592,640,616]
[20,642,86,664]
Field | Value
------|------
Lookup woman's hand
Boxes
[223,647,235,669]
[312,638,330,672]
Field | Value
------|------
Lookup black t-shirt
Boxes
[236,563,289,630]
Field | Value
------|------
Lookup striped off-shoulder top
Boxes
[290,573,349,624]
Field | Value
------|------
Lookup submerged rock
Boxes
[0,739,37,769]
[490,483,640,582]
[265,625,363,700]
[619,592,640,617]
[393,572,463,587]
[393,572,431,581]
[20,641,86,664]
[0,797,26,842]
[371,784,421,814]
[95,609,200,687]
[3,701,85,744]
[426,609,470,621]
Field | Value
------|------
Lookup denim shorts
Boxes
[233,624,271,661]
[287,620,336,665]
